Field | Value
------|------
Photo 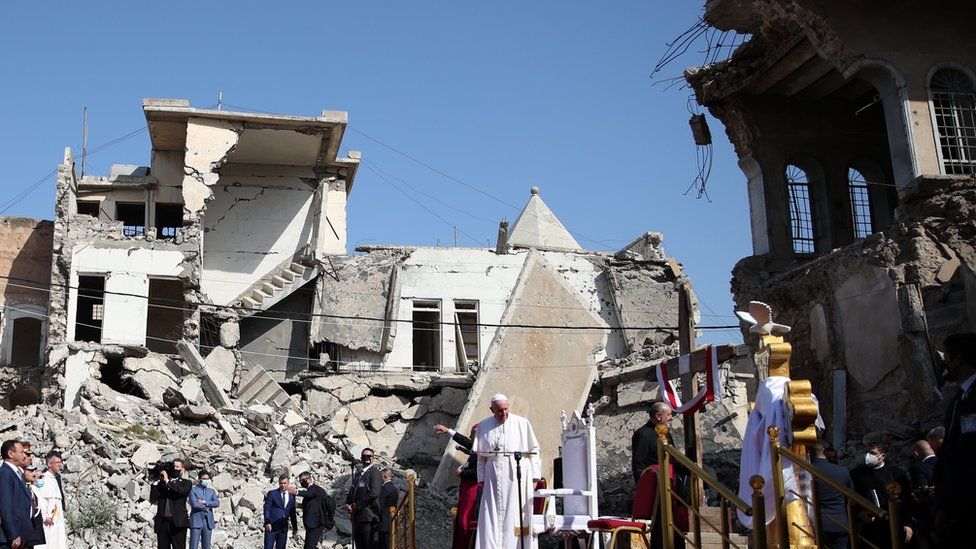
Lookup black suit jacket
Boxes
[298,483,335,530]
[345,465,382,524]
[150,477,192,530]
[0,463,32,544]
[811,457,853,533]
[936,383,976,519]
[909,456,937,531]
[378,482,399,533]
[632,423,673,482]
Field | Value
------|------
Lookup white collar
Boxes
[923,455,936,463]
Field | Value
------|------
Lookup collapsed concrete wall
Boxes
[731,176,976,460]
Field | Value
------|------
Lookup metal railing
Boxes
[766,426,904,549]
[389,474,416,549]
[656,424,765,549]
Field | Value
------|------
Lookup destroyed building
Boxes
[0,99,750,543]
[685,0,976,457]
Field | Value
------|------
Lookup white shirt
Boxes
[4,460,23,479]
[960,372,976,396]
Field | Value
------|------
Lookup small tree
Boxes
[67,494,120,536]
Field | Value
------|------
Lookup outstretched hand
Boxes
[433,424,450,435]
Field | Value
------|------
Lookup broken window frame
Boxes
[786,165,816,255]
[411,299,441,372]
[928,66,976,175]
[115,202,146,237]
[154,202,183,240]
[75,274,105,343]
[453,300,480,372]
[847,168,874,239]
[76,200,100,217]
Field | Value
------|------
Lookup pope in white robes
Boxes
[472,394,542,549]
[36,469,68,549]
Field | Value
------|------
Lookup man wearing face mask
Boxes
[345,449,382,549]
[851,443,911,547]
[188,471,219,549]
[292,471,335,549]
[150,458,192,549]
[934,332,976,545]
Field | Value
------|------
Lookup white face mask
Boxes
[864,453,880,468]
[36,479,45,488]
[201,479,213,488]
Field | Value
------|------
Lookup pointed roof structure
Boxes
[507,186,583,252]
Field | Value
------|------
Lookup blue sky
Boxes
[0,1,749,343]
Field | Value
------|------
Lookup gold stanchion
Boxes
[655,424,674,549]
[887,482,903,549]
[750,475,767,548]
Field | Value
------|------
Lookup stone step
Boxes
[270,275,288,288]
[288,262,306,275]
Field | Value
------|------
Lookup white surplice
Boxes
[35,471,68,549]
[736,376,798,529]
[472,413,542,549]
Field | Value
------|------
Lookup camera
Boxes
[148,461,178,482]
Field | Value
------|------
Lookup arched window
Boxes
[786,165,815,254]
[847,168,874,238]
[930,68,976,174]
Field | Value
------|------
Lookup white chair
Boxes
[532,404,599,548]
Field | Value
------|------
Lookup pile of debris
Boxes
[4,375,454,548]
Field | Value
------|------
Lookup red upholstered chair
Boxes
[587,467,659,548]
[533,478,548,514]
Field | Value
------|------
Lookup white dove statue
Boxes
[735,301,791,335]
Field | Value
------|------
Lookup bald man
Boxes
[631,401,675,481]
[909,440,938,547]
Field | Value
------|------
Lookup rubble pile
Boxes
[3,377,454,548]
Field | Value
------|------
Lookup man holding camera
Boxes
[150,458,192,549]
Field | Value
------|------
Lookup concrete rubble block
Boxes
[400,404,428,421]
[178,404,215,421]
[329,407,370,449]
[211,472,235,492]
[367,418,386,431]
[122,355,184,404]
[306,389,339,418]
[426,387,467,415]
[180,377,203,404]
[203,346,237,395]
[368,423,402,458]
[348,395,409,421]
[65,454,88,473]
[336,383,369,403]
[218,418,243,446]
[245,404,275,430]
[219,321,241,348]
[268,432,294,474]
[616,379,659,409]
[162,388,188,409]
[130,443,162,469]
[236,484,265,512]
[283,410,306,427]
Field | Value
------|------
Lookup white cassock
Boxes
[736,376,797,529]
[473,413,542,549]
[35,471,68,549]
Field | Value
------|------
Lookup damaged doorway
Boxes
[10,316,43,368]
[147,278,183,354]
[412,300,441,371]
[76,275,105,343]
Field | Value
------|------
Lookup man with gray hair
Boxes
[631,401,675,481]
[471,394,541,549]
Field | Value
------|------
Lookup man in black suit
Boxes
[377,468,399,549]
[631,401,685,549]
[851,443,912,548]
[345,448,382,549]
[293,471,335,549]
[811,442,854,549]
[0,439,33,549]
[908,440,937,548]
[935,332,976,545]
[150,458,193,549]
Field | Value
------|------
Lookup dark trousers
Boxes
[822,531,850,549]
[263,527,288,549]
[353,521,379,549]
[304,526,324,549]
[157,518,188,549]
[378,530,389,549]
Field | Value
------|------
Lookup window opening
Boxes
[77,201,100,217]
[146,278,183,354]
[311,340,341,371]
[10,317,43,368]
[786,165,816,255]
[454,301,479,372]
[76,275,105,343]
[412,300,441,371]
[116,203,146,237]
[155,203,183,239]
[847,168,874,239]
[100,355,148,399]
[930,68,976,175]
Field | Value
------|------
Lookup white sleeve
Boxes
[527,420,542,479]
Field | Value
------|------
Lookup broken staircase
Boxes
[233,253,319,315]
